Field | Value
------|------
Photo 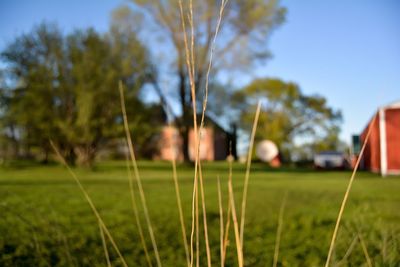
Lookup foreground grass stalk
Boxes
[217,176,224,267]
[195,2,228,265]
[99,219,112,267]
[239,101,262,250]
[171,154,190,267]
[119,83,162,267]
[50,141,128,267]
[222,199,231,266]
[196,183,200,267]
[324,114,377,267]
[273,191,288,267]
[179,1,229,265]
[177,2,199,265]
[358,233,372,267]
[336,235,358,266]
[126,158,153,267]
[228,180,244,267]
[222,154,234,266]
[197,162,211,267]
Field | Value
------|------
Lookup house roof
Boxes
[171,113,232,135]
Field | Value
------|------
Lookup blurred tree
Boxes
[1,23,165,166]
[233,78,343,161]
[112,0,286,160]
[1,24,65,161]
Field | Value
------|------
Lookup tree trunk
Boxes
[74,145,96,168]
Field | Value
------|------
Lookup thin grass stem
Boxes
[228,179,243,267]
[239,101,262,251]
[358,233,373,267]
[177,2,199,266]
[50,141,128,267]
[272,191,288,267]
[336,235,358,266]
[324,113,377,267]
[195,3,228,265]
[125,157,153,267]
[119,82,162,267]
[222,152,233,266]
[99,219,112,267]
[171,150,190,267]
[217,176,224,267]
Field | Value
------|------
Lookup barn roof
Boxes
[383,100,400,109]
[359,99,400,136]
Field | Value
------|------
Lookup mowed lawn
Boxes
[0,161,399,267]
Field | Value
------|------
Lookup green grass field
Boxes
[0,161,399,266]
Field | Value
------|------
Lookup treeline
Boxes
[1,0,346,166]
[0,23,165,166]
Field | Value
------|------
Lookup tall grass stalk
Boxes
[99,219,111,267]
[119,83,162,267]
[239,101,262,250]
[195,183,200,267]
[272,191,288,267]
[222,150,234,265]
[50,141,128,267]
[324,114,377,267]
[358,233,372,267]
[195,2,228,264]
[336,235,358,266]
[178,0,228,265]
[125,157,153,267]
[222,202,231,266]
[177,1,200,265]
[217,176,224,267]
[228,179,244,267]
[170,148,190,267]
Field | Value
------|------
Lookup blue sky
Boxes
[1,0,399,144]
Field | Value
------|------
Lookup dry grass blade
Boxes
[239,100,262,250]
[228,179,244,267]
[222,197,231,266]
[119,82,162,267]
[217,176,224,267]
[358,233,373,267]
[222,151,234,266]
[195,2,228,264]
[171,151,190,267]
[197,161,211,267]
[49,141,128,267]
[99,219,112,267]
[177,1,199,265]
[336,235,358,266]
[178,1,228,265]
[273,191,288,267]
[196,185,200,267]
[324,114,377,267]
[125,157,153,267]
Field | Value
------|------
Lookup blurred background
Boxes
[0,0,399,166]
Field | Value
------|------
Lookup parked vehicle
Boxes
[314,151,347,169]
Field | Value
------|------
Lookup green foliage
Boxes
[0,161,399,266]
[0,23,165,166]
[233,78,343,160]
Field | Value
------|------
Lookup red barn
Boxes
[359,101,400,176]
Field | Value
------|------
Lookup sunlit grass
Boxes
[1,161,399,266]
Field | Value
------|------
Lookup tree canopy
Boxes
[0,23,165,166]
[233,78,343,160]
[112,0,286,160]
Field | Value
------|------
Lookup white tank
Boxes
[256,140,278,162]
